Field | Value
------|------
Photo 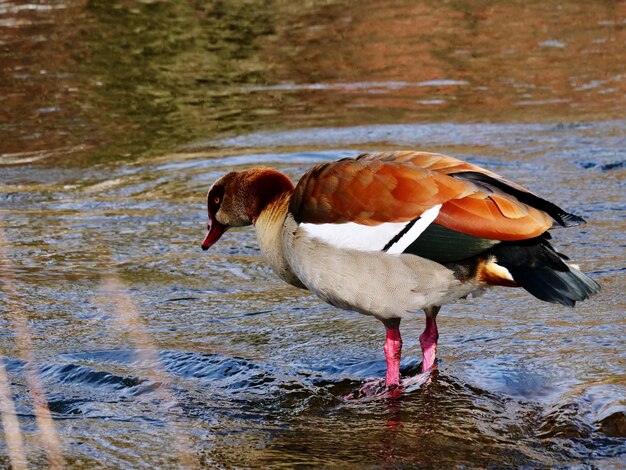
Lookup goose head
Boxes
[201,168,294,250]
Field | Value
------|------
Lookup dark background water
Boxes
[0,1,625,468]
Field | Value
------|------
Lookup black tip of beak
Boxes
[201,244,209,251]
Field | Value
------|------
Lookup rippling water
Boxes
[1,1,625,468]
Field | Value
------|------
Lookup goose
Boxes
[201,151,599,390]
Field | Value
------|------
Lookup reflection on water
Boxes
[1,0,625,164]
[1,0,625,468]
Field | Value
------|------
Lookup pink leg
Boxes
[383,319,402,387]
[419,307,440,373]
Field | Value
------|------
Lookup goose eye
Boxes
[214,197,220,205]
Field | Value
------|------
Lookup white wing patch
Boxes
[301,221,410,251]
[386,204,442,254]
[300,204,442,253]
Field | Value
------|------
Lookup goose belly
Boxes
[282,216,480,319]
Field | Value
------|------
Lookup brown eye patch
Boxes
[208,185,225,214]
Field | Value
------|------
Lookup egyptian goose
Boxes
[201,151,599,390]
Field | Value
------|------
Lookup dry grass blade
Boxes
[0,227,66,469]
[100,274,199,469]
[0,357,27,470]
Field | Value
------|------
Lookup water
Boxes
[1,1,625,468]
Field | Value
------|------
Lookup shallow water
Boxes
[1,1,625,468]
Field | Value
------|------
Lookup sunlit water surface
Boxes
[1,1,625,468]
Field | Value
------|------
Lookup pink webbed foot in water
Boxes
[419,306,440,373]
[346,308,441,399]
[347,310,443,400]
[383,319,402,387]
[344,319,403,400]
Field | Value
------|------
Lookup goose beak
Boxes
[201,220,226,251]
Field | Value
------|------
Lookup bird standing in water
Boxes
[201,151,599,391]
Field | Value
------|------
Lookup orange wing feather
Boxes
[436,194,552,240]
[290,152,555,240]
